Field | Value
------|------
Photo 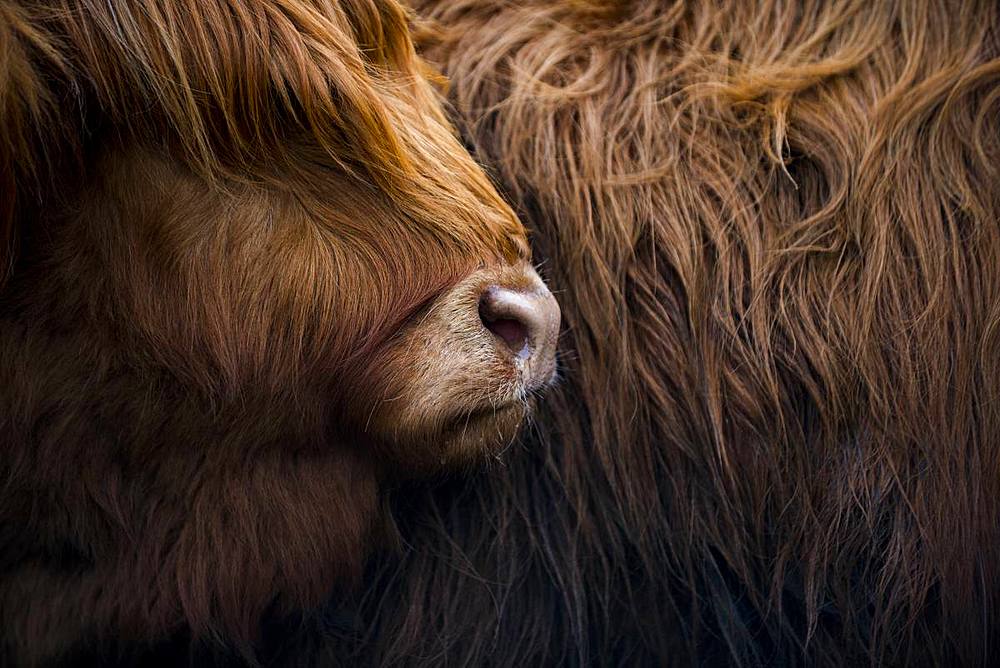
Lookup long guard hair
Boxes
[326,1,1000,665]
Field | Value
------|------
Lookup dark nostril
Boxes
[477,275,560,386]
[484,317,530,357]
[479,288,532,358]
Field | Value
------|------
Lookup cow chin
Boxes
[407,400,529,473]
[359,263,560,474]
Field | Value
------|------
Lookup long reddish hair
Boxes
[334,0,1000,665]
[0,0,528,663]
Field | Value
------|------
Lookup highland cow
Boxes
[0,0,559,664]
[330,0,1000,666]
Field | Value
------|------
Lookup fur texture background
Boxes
[318,1,1000,665]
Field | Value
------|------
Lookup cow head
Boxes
[0,0,558,661]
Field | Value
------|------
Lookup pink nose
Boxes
[478,278,560,387]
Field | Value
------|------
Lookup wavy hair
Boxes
[331,0,1000,665]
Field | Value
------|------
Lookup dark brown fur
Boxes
[0,0,537,664]
[327,1,1000,665]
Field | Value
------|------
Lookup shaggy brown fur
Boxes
[320,0,1000,666]
[0,0,550,664]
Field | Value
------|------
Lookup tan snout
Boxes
[478,273,560,389]
[360,262,560,470]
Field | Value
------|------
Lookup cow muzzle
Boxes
[477,268,560,390]
[355,261,561,472]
